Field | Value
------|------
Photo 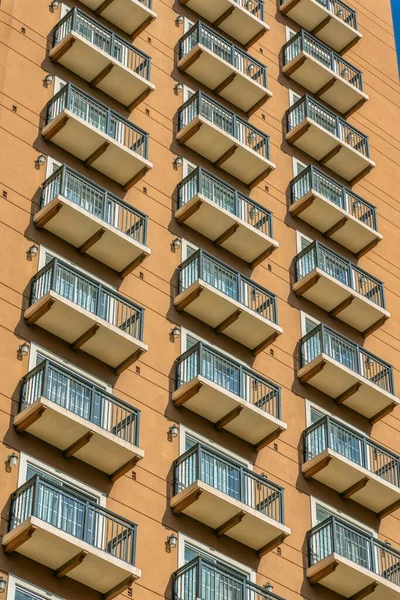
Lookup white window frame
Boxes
[310,497,377,537]
[289,89,301,107]
[183,84,195,103]
[180,238,198,263]
[285,26,297,41]
[182,157,196,179]
[7,575,63,600]
[292,156,307,178]
[45,156,62,179]
[296,231,313,254]
[305,399,369,438]
[60,2,70,17]
[184,16,194,33]
[53,76,66,95]
[180,327,251,370]
[300,311,320,337]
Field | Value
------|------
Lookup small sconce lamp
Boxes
[337,8,344,18]
[27,244,39,261]
[347,132,355,144]
[35,154,47,169]
[247,63,255,75]
[175,14,184,25]
[170,326,181,342]
[248,131,257,144]
[49,0,60,11]
[174,82,183,95]
[43,73,54,88]
[166,533,178,551]
[173,156,183,169]
[263,582,273,593]
[17,342,30,360]
[341,67,349,78]
[245,0,253,8]
[168,424,179,441]
[6,452,18,473]
[171,238,181,252]
[0,577,6,594]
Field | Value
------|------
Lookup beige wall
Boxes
[0,0,399,599]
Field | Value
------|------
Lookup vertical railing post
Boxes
[32,476,39,518]
[325,415,330,450]
[238,363,243,399]
[72,6,77,31]
[196,444,201,483]
[196,557,201,598]
[42,360,49,399]
[198,342,203,379]
[331,516,337,554]
[50,258,57,292]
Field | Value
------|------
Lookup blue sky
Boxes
[391,0,400,71]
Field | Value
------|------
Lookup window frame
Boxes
[292,156,307,178]
[300,311,320,337]
[285,26,297,41]
[310,497,377,537]
[7,575,63,600]
[289,89,301,107]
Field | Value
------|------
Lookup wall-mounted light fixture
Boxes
[49,0,60,11]
[171,238,181,252]
[0,577,6,594]
[43,74,54,88]
[174,82,183,94]
[175,14,184,25]
[168,424,179,441]
[170,326,181,342]
[6,452,18,473]
[166,533,178,551]
[173,156,183,169]
[17,342,30,361]
[263,582,273,593]
[27,244,39,261]
[35,154,47,169]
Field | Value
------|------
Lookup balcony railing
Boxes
[236,0,264,20]
[9,474,137,564]
[280,0,357,30]
[177,166,273,238]
[30,257,144,341]
[290,165,378,231]
[295,240,385,307]
[286,95,370,157]
[53,7,151,80]
[300,324,394,394]
[178,91,270,159]
[176,340,281,418]
[179,22,267,88]
[42,165,148,245]
[21,358,141,445]
[308,515,400,585]
[304,415,400,488]
[173,556,285,600]
[283,30,362,90]
[46,83,149,159]
[178,249,278,323]
[174,442,284,523]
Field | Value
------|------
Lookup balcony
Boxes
[303,415,400,518]
[177,91,275,188]
[178,22,271,115]
[286,95,375,184]
[307,516,400,599]
[178,0,268,48]
[42,83,152,189]
[15,358,144,481]
[280,0,361,54]
[289,166,382,256]
[171,443,290,554]
[24,258,147,373]
[298,324,398,423]
[174,557,287,600]
[50,8,154,110]
[174,250,282,353]
[173,341,286,449]
[176,167,278,266]
[3,475,140,594]
[294,241,389,335]
[283,30,367,116]
[35,165,150,277]
[78,0,156,38]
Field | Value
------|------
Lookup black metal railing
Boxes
[286,95,370,157]
[280,0,357,30]
[290,165,378,232]
[9,474,137,564]
[173,556,286,600]
[174,442,284,523]
[295,240,385,308]
[300,324,394,394]
[283,30,362,89]
[46,83,149,159]
[21,358,141,445]
[308,516,400,587]
[178,91,270,159]
[41,165,148,245]
[178,249,278,323]
[30,257,145,341]
[304,415,400,487]
[176,341,281,418]
[177,166,274,238]
[179,22,267,87]
[53,7,151,80]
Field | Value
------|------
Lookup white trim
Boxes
[285,26,297,41]
[300,311,320,337]
[18,453,106,506]
[296,230,313,253]
[289,89,301,107]
[45,156,62,179]
[183,84,194,103]
[177,532,256,582]
[184,16,194,33]
[292,156,307,178]
[182,157,196,179]
[310,496,377,537]
[305,399,370,438]
[53,76,66,95]
[7,575,64,600]
[180,238,198,262]
[60,2,70,18]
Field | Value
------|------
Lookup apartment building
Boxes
[0,0,399,599]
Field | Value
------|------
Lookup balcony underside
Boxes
[303,448,400,515]
[180,0,268,47]
[78,0,157,37]
[14,398,144,477]
[42,110,152,187]
[50,33,155,109]
[172,375,286,448]
[286,119,375,184]
[280,0,361,53]
[2,517,140,594]
[177,116,275,188]
[174,280,282,352]
[293,268,389,334]
[289,190,382,256]
[178,45,271,114]
[298,354,399,422]
[34,196,150,275]
[175,194,278,265]
[283,52,367,116]
[307,554,399,600]
[24,291,147,371]
[171,481,289,553]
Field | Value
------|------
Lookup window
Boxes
[289,90,301,106]
[184,17,194,33]
[292,157,307,177]
[53,76,66,95]
[179,426,251,470]
[285,26,297,41]
[7,576,63,600]
[60,2,70,18]
[296,231,313,253]
[183,84,195,103]
[182,158,196,179]
[300,311,319,337]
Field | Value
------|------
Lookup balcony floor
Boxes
[14,398,144,475]
[172,375,286,447]
[78,0,157,37]
[2,517,141,594]
[34,195,150,275]
[24,291,147,370]
[175,194,278,265]
[42,110,152,187]
[171,481,290,551]
[50,33,154,108]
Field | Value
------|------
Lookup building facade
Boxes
[0,0,399,599]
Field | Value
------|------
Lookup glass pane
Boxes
[310,407,324,424]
